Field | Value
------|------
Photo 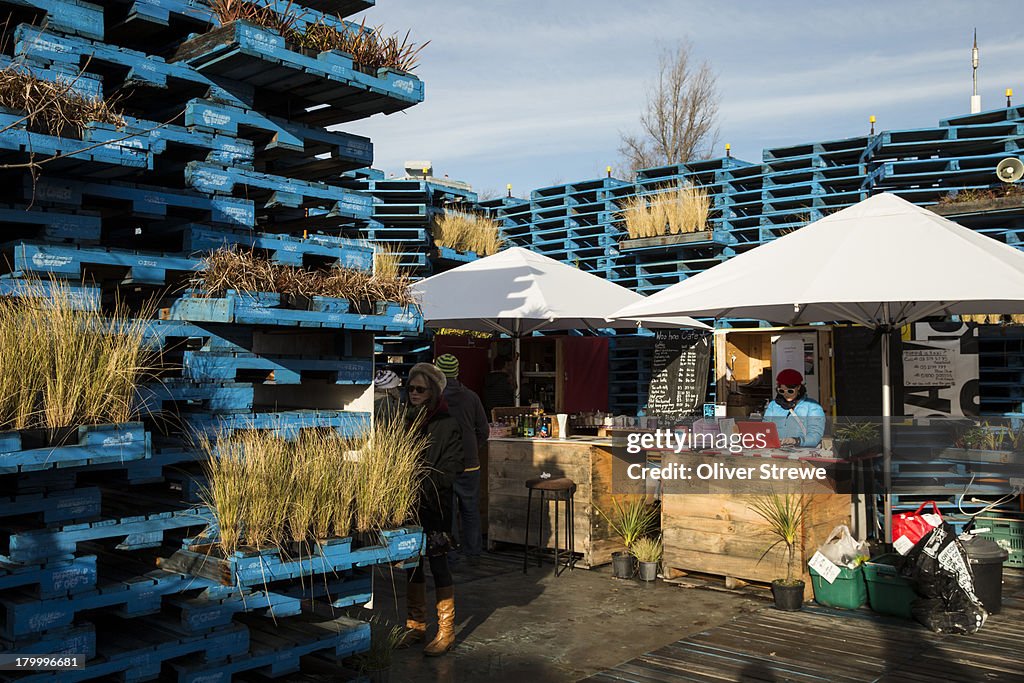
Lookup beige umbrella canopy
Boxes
[613,193,1024,541]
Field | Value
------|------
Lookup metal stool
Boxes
[523,477,577,576]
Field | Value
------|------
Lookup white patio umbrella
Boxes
[410,247,709,403]
[612,193,1024,541]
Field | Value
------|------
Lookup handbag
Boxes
[892,501,943,550]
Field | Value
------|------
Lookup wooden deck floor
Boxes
[585,570,1024,683]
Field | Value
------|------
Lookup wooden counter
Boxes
[660,450,851,599]
[487,437,645,568]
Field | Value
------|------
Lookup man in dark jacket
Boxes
[435,354,489,564]
[482,354,515,418]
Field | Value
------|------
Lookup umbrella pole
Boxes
[881,313,893,544]
[514,335,521,406]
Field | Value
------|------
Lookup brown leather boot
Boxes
[423,586,455,656]
[397,581,426,648]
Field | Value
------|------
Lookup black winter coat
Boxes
[408,404,464,533]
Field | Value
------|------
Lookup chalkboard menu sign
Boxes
[648,330,712,417]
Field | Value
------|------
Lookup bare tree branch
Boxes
[618,42,720,175]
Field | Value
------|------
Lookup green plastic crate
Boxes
[863,554,915,619]
[976,512,1024,568]
[809,564,867,609]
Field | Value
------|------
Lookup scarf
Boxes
[774,394,800,411]
[407,396,450,430]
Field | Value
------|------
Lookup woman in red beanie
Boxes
[763,368,826,447]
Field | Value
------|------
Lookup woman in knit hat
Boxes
[400,362,464,656]
[764,368,826,447]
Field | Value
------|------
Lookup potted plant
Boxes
[598,497,659,579]
[832,421,880,458]
[749,493,810,611]
[631,536,662,581]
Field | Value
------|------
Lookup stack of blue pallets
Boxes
[0,0,425,678]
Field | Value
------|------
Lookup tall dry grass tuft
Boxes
[199,417,427,555]
[620,185,710,238]
[433,211,505,256]
[207,1,428,73]
[292,17,428,73]
[194,248,415,307]
[0,65,125,138]
[0,278,154,432]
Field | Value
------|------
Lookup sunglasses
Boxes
[408,385,430,394]
[778,385,799,394]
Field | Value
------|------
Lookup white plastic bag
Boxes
[818,525,869,569]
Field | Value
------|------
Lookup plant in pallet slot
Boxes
[749,493,811,611]
[353,615,406,681]
[0,65,125,138]
[619,185,710,239]
[194,248,415,308]
[207,1,428,73]
[0,277,155,435]
[198,417,427,556]
[432,211,505,256]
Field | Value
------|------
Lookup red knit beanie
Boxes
[776,368,804,386]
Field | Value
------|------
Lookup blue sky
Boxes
[345,1,1024,198]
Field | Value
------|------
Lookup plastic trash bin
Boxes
[864,554,915,618]
[961,535,1009,615]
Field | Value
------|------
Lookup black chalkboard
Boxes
[833,326,902,417]
[648,330,712,417]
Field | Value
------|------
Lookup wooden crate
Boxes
[661,453,850,599]
[486,438,645,568]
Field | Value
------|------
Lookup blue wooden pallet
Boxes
[0,113,151,174]
[181,351,373,385]
[5,0,104,40]
[0,556,97,598]
[0,422,150,475]
[0,568,198,639]
[32,177,255,228]
[1,624,96,660]
[164,527,422,587]
[184,98,373,173]
[120,116,255,169]
[163,291,423,333]
[2,505,211,564]
[0,205,101,242]
[135,381,256,415]
[184,162,373,220]
[0,487,101,525]
[10,618,249,683]
[0,276,100,308]
[167,589,301,634]
[183,226,373,270]
[275,571,374,609]
[0,58,103,99]
[7,242,200,285]
[15,25,210,94]
[173,615,369,683]
[171,21,423,126]
[181,409,370,440]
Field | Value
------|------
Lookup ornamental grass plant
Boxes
[0,278,153,433]
[432,211,505,256]
[209,1,427,73]
[620,185,710,238]
[0,65,125,137]
[199,415,428,555]
[630,535,662,563]
[193,248,415,307]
